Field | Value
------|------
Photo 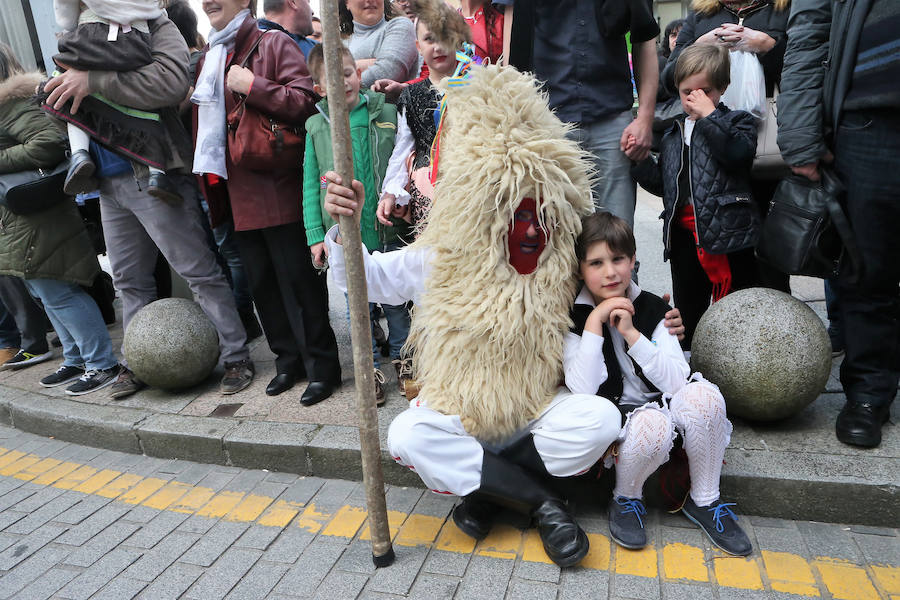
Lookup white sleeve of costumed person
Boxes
[380,107,414,206]
[563,330,609,395]
[626,319,691,395]
[324,225,428,305]
[79,0,163,25]
[54,0,80,30]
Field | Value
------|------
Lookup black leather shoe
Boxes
[147,172,183,205]
[300,380,339,406]
[836,401,891,448]
[532,499,590,568]
[452,495,501,540]
[63,149,97,195]
[266,373,295,396]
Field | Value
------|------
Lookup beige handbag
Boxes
[752,87,790,179]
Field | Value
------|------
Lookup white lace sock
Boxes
[670,378,732,507]
[613,405,675,499]
[67,123,90,154]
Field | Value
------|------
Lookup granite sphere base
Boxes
[123,298,220,390]
[691,288,831,421]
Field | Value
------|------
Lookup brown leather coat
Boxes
[194,16,317,231]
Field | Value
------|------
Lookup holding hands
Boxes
[376,193,410,226]
[585,297,640,346]
[696,23,776,54]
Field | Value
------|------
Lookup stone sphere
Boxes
[691,288,831,421]
[123,298,220,390]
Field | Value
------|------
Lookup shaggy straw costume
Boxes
[408,66,595,442]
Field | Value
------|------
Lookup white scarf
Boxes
[191,10,251,179]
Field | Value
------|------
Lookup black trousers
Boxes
[669,224,760,350]
[832,109,900,408]
[0,275,50,355]
[234,223,340,382]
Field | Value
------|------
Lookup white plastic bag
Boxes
[720,50,766,120]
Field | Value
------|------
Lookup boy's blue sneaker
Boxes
[608,496,648,549]
[681,497,752,556]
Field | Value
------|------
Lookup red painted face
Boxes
[508,198,547,275]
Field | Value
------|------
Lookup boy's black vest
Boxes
[570,290,671,405]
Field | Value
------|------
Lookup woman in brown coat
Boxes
[192,0,341,402]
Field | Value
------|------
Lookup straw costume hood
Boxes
[407,65,595,442]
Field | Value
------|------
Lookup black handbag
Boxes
[755,168,863,280]
[0,158,70,216]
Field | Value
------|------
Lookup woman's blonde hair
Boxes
[0,43,25,83]
[692,0,789,15]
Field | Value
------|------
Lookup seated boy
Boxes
[301,44,412,405]
[564,211,751,556]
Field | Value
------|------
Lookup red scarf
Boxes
[676,205,732,302]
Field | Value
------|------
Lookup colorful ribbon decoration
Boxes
[429,43,479,185]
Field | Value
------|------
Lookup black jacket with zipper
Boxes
[632,104,761,259]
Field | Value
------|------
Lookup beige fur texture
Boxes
[407,65,595,443]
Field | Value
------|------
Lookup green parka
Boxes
[0,72,100,287]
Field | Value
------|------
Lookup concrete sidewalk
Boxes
[0,191,896,527]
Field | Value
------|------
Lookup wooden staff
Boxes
[319,0,395,568]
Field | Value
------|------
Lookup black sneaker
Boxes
[40,364,85,387]
[608,496,648,549]
[0,349,54,371]
[65,365,121,396]
[681,497,752,556]
[63,149,97,195]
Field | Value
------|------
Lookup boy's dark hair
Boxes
[576,212,637,261]
[307,43,355,85]
[673,43,730,91]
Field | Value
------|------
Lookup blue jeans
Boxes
[0,299,19,348]
[567,110,637,228]
[23,278,118,371]
[377,241,411,361]
[213,219,253,314]
[832,109,900,408]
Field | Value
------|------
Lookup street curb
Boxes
[0,388,896,527]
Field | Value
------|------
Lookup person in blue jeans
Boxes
[0,46,121,395]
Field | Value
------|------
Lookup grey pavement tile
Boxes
[848,524,897,537]
[456,555,515,600]
[335,539,379,575]
[57,547,142,600]
[180,521,250,567]
[748,517,792,529]
[154,460,189,475]
[662,582,715,600]
[63,521,141,568]
[171,463,217,485]
[183,547,262,599]
[853,531,900,566]
[796,521,860,562]
[8,566,78,600]
[311,570,369,600]
[123,531,200,582]
[307,479,358,510]
[54,493,112,525]
[613,573,661,600]
[48,444,105,464]
[4,493,81,535]
[715,589,771,600]
[276,477,326,506]
[223,560,290,600]
[0,532,19,553]
[384,486,424,514]
[422,549,470,577]
[344,482,369,508]
[0,523,68,570]
[660,525,706,548]
[407,573,459,600]
[411,492,456,519]
[222,469,269,494]
[262,528,316,564]
[178,514,219,535]
[514,558,561,584]
[91,576,148,600]
[0,545,70,600]
[55,503,131,547]
[0,510,26,531]
[0,478,28,499]
[753,526,807,555]
[125,510,190,548]
[771,593,819,600]
[264,472,300,485]
[0,486,42,513]
[272,537,347,597]
[123,505,163,525]
[506,578,559,600]
[368,544,428,595]
[136,562,204,600]
[193,470,242,494]
[235,524,283,551]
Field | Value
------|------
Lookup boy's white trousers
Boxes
[387,388,622,497]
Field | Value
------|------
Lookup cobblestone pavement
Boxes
[0,425,898,599]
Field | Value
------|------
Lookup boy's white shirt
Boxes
[683,117,696,146]
[563,282,690,406]
[380,107,415,206]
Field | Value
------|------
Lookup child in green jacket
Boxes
[302,44,412,406]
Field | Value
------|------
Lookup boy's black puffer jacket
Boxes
[632,104,761,258]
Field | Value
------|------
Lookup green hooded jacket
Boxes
[0,72,100,286]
